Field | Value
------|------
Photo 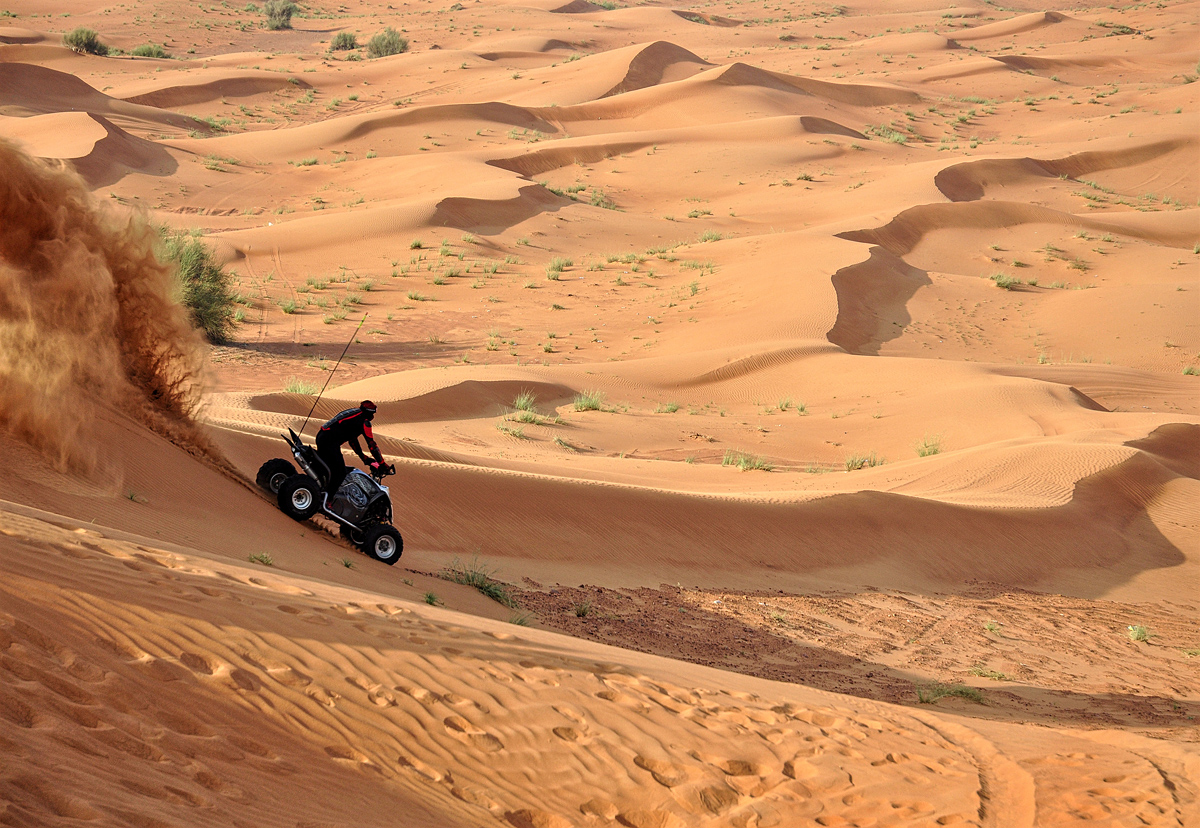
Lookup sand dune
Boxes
[951,11,1074,41]
[1,0,1198,823]
[0,26,43,44]
[115,71,313,108]
[0,62,205,134]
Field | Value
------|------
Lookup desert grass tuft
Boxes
[969,665,1012,681]
[916,682,984,704]
[845,452,884,471]
[573,389,604,411]
[284,377,319,394]
[442,556,518,608]
[990,272,1022,290]
[1127,624,1155,642]
[513,390,536,411]
[915,434,941,457]
[722,450,773,471]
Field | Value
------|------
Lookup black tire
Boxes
[256,458,296,495]
[277,475,320,521]
[361,524,402,565]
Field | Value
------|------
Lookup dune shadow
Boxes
[825,246,930,355]
[516,583,1200,732]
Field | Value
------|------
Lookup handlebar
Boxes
[370,463,396,482]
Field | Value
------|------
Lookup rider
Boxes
[316,400,393,491]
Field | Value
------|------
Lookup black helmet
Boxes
[360,400,377,417]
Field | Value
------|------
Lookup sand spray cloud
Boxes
[0,139,208,471]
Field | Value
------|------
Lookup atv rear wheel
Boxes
[256,458,297,495]
[278,475,320,521]
[361,524,402,565]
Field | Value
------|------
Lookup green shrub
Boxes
[331,31,357,50]
[990,272,1021,290]
[367,27,408,58]
[158,229,235,343]
[263,0,297,30]
[62,27,108,55]
[131,43,168,58]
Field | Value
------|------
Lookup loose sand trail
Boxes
[0,0,1197,824]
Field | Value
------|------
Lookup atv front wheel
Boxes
[278,475,320,521]
[256,458,297,495]
[361,524,402,565]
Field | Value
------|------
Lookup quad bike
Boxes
[256,429,402,565]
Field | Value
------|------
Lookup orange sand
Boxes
[1,0,1198,824]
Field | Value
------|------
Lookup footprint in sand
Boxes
[8,775,101,820]
[156,709,213,737]
[452,786,501,811]
[306,686,340,707]
[227,734,275,758]
[698,785,740,815]
[55,543,96,560]
[553,705,585,723]
[138,658,191,683]
[396,684,442,706]
[552,726,588,742]
[443,715,504,752]
[247,577,312,596]
[242,652,312,688]
[580,798,619,820]
[93,727,167,761]
[58,702,101,729]
[615,809,684,828]
[179,652,218,675]
[505,809,572,828]
[633,755,691,788]
[0,690,39,728]
[368,688,396,706]
[397,753,444,782]
[324,744,369,762]
[228,668,261,692]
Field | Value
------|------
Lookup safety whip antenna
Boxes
[299,313,367,435]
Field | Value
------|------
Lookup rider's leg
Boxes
[316,440,348,492]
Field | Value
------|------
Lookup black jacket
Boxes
[317,408,383,465]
